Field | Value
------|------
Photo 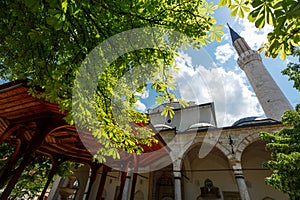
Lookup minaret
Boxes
[228,25,293,121]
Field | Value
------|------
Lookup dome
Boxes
[153,124,173,131]
[232,116,263,126]
[187,122,214,130]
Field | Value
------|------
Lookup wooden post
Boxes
[85,164,102,200]
[96,166,110,200]
[38,157,65,200]
[129,173,138,200]
[117,171,127,200]
[0,153,35,199]
[0,139,24,188]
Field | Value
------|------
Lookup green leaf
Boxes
[161,106,175,118]
[208,25,224,42]
[266,7,275,26]
[255,13,265,28]
[218,0,232,7]
[62,1,68,13]
[24,0,40,11]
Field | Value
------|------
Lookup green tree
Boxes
[259,103,300,199]
[0,0,222,161]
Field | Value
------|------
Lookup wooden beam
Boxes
[0,124,23,145]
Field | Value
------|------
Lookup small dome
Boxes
[153,124,173,131]
[232,116,263,126]
[187,122,214,130]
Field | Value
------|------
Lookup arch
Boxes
[156,171,174,200]
[47,124,77,135]
[215,142,234,160]
[181,142,236,200]
[152,165,174,200]
[134,190,144,200]
[0,124,23,144]
[235,132,260,163]
[182,141,229,170]
[241,140,286,199]
[262,197,275,200]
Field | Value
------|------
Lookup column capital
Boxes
[172,158,183,171]
[173,171,182,179]
[231,163,246,178]
[234,172,245,179]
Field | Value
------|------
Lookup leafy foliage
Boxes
[282,50,300,91]
[219,0,300,59]
[259,104,300,199]
[0,0,226,196]
[0,0,223,160]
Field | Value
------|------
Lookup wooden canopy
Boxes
[0,80,167,168]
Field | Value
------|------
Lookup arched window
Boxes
[134,190,144,200]
[156,172,174,200]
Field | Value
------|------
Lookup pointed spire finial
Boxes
[227,23,241,43]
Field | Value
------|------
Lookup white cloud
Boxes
[136,90,149,99]
[175,53,264,126]
[175,52,193,68]
[215,43,235,64]
[221,33,230,42]
[236,17,273,50]
[135,100,147,112]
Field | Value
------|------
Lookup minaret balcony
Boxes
[237,50,262,70]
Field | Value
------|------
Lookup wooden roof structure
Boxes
[0,80,167,168]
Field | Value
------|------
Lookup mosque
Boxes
[0,27,293,200]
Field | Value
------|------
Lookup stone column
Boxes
[233,169,251,200]
[122,168,133,200]
[173,171,182,200]
[47,177,62,200]
[173,159,182,200]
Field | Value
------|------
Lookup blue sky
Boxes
[136,2,299,127]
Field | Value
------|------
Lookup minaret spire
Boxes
[228,25,293,121]
[227,24,251,56]
[227,23,241,43]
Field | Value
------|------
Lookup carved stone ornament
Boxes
[199,179,221,199]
